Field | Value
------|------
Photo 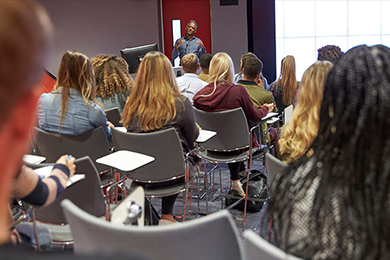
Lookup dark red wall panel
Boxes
[162,0,211,60]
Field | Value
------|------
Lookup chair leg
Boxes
[242,162,252,232]
[219,165,223,210]
[269,215,273,242]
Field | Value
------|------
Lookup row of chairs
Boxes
[29,106,283,235]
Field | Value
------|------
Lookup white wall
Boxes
[37,0,161,75]
[210,0,248,73]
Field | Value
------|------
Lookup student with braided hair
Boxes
[279,61,333,163]
[317,45,344,63]
[269,45,390,260]
[91,54,134,114]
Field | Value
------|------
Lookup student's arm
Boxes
[11,155,76,207]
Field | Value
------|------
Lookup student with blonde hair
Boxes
[279,61,333,163]
[122,51,199,225]
[193,52,274,197]
[91,54,134,114]
[269,55,298,112]
[38,50,113,142]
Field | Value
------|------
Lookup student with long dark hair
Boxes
[269,45,390,260]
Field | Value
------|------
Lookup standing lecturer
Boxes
[172,20,206,60]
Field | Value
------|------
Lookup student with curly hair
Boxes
[38,51,113,142]
[269,45,390,260]
[269,55,298,112]
[121,51,199,225]
[91,54,134,114]
[278,61,333,163]
[317,45,344,63]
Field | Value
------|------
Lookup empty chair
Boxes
[61,199,244,260]
[265,153,288,241]
[244,230,302,260]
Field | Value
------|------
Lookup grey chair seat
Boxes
[129,178,186,198]
[198,148,264,164]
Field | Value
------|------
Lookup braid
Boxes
[269,45,390,260]
[91,54,134,98]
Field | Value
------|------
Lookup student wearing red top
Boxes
[193,52,274,197]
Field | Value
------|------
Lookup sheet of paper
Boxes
[262,112,279,121]
[196,129,217,143]
[33,166,85,187]
[115,127,127,133]
[23,155,46,164]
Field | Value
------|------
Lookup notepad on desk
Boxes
[261,112,279,121]
[23,154,46,164]
[33,166,85,187]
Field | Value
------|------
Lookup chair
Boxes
[25,156,105,247]
[244,230,302,260]
[111,127,192,222]
[283,104,293,125]
[265,153,288,241]
[33,126,112,182]
[105,107,122,127]
[193,107,266,231]
[61,199,244,260]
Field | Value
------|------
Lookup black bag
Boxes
[225,169,268,212]
[144,198,160,226]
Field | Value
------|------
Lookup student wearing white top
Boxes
[175,53,207,104]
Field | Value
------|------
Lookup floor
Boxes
[149,159,272,240]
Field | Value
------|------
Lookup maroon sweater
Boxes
[193,81,269,120]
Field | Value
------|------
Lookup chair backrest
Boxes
[265,153,288,187]
[283,105,293,125]
[33,126,110,173]
[28,156,105,224]
[193,107,250,151]
[112,127,185,182]
[111,186,145,227]
[244,230,302,260]
[105,107,122,127]
[61,199,244,260]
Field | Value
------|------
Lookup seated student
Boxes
[234,52,269,90]
[175,53,207,104]
[121,51,199,225]
[269,55,298,111]
[10,155,76,247]
[193,52,274,197]
[236,56,279,156]
[317,44,344,63]
[278,61,333,163]
[91,54,134,114]
[37,51,113,142]
[198,53,212,81]
[269,45,390,260]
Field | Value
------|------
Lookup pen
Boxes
[65,155,73,161]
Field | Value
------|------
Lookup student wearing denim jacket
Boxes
[37,51,113,142]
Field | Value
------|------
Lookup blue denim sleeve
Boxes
[88,103,112,142]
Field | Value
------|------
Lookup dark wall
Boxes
[37,0,162,76]
[247,0,276,83]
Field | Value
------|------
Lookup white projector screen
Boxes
[275,0,390,81]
